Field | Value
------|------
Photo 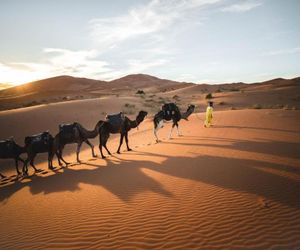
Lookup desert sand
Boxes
[0,105,300,249]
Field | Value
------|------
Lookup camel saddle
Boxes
[0,137,15,150]
[105,112,125,130]
[25,131,51,145]
[162,103,179,120]
[59,123,77,134]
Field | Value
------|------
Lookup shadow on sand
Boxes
[0,136,300,209]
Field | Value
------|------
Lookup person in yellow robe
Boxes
[204,101,213,127]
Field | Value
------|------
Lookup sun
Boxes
[0,65,42,86]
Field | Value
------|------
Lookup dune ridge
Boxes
[0,74,299,111]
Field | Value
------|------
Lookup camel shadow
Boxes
[0,147,299,209]
[0,156,173,203]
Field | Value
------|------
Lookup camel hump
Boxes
[105,112,125,129]
[162,103,179,112]
[59,123,77,132]
[105,112,125,121]
[0,137,15,148]
[25,131,51,145]
[161,103,179,119]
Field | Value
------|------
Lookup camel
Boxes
[0,137,26,177]
[153,103,195,142]
[98,110,148,158]
[54,121,102,164]
[23,131,58,174]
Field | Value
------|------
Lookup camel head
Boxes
[182,104,195,120]
[187,104,195,113]
[136,110,148,123]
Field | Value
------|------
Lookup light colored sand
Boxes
[0,109,300,249]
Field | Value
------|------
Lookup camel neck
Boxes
[129,119,139,128]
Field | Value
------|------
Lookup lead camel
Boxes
[153,103,195,142]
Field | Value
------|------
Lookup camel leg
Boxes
[168,123,175,139]
[117,134,124,154]
[154,120,164,142]
[50,142,60,167]
[16,157,27,174]
[48,151,55,170]
[23,157,29,174]
[76,141,83,163]
[175,123,181,136]
[125,133,132,151]
[29,155,38,172]
[99,134,106,159]
[0,172,5,179]
[85,139,96,157]
[103,142,111,155]
[53,149,63,166]
[58,145,69,165]
[14,158,21,175]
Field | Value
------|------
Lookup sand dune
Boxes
[0,108,299,249]
[0,74,299,111]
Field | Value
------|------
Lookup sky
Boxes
[0,0,300,85]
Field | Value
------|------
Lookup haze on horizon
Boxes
[0,0,299,86]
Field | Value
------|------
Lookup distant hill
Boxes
[0,74,299,111]
[0,83,14,90]
[0,74,191,110]
[0,75,107,96]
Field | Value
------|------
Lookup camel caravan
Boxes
[0,103,194,179]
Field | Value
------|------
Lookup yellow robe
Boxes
[204,106,213,127]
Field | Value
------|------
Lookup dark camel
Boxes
[98,111,148,158]
[23,131,58,174]
[0,137,26,177]
[54,121,102,164]
[153,103,195,142]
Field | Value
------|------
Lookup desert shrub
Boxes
[124,103,135,108]
[62,96,71,101]
[136,90,145,95]
[205,93,213,99]
[231,106,237,110]
[283,104,290,110]
[218,101,226,105]
[252,104,262,109]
